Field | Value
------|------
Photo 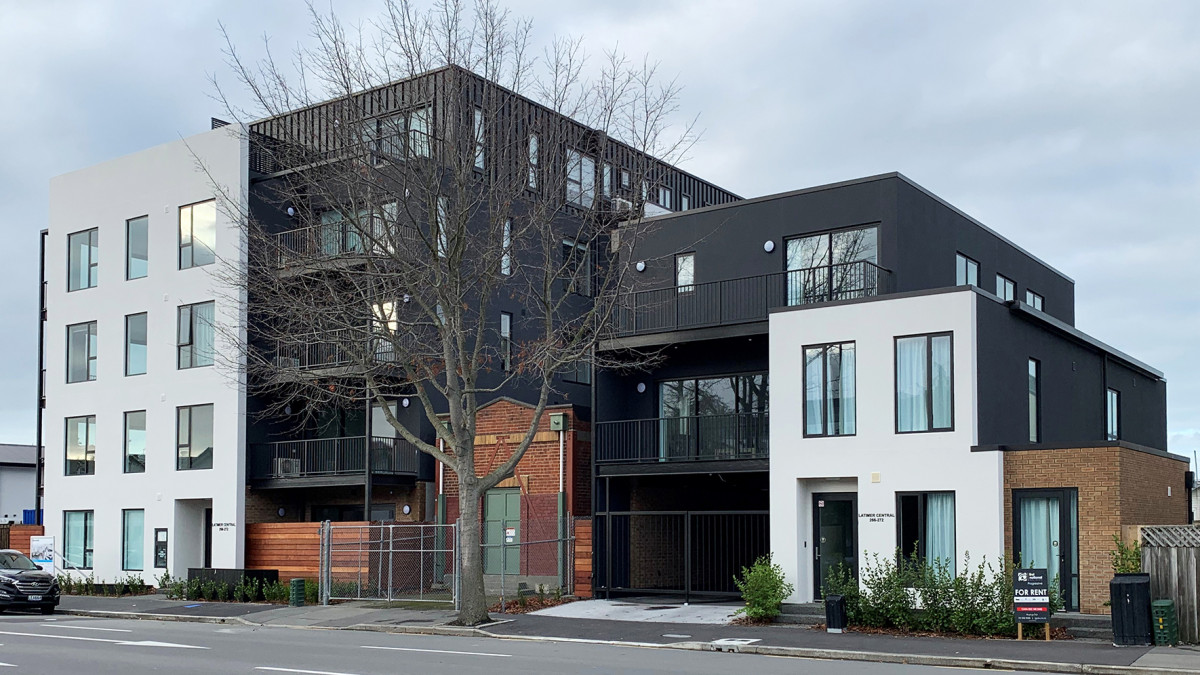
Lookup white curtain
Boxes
[804,348,824,435]
[925,493,955,573]
[896,337,927,431]
[931,335,953,428]
[123,510,144,571]
[194,302,216,367]
[64,512,88,568]
[1019,496,1060,572]
[840,344,856,435]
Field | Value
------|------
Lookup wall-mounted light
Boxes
[401,398,411,408]
[284,405,292,415]
[277,507,286,517]
[402,504,412,515]
[763,240,775,253]
[636,382,647,393]
[402,294,412,303]
[286,206,296,217]
[635,261,646,272]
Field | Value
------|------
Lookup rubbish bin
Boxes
[1109,574,1151,646]
[825,594,847,633]
[289,578,306,607]
[1151,599,1179,646]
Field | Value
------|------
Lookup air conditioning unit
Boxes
[274,457,300,476]
[611,197,634,212]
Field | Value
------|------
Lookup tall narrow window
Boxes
[1028,359,1040,443]
[473,108,485,170]
[436,196,449,258]
[125,312,147,376]
[126,216,148,280]
[602,163,613,197]
[125,410,146,473]
[680,194,691,211]
[620,168,631,189]
[500,312,512,372]
[1106,388,1120,441]
[179,199,216,269]
[67,321,97,383]
[409,106,431,158]
[675,252,695,292]
[67,228,99,291]
[659,186,673,209]
[177,301,215,369]
[177,403,214,470]
[567,355,591,384]
[895,333,953,433]
[527,134,538,188]
[804,342,856,436]
[562,239,591,296]
[995,274,1015,301]
[565,150,596,207]
[955,253,978,286]
[63,510,94,569]
[122,509,145,571]
[1025,290,1044,311]
[897,492,956,570]
[65,415,96,475]
[501,219,512,275]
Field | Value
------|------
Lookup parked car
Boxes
[0,549,59,614]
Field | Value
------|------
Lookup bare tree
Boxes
[212,0,697,624]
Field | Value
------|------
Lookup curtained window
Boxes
[177,301,215,369]
[895,333,953,432]
[803,342,856,436]
[123,509,144,571]
[897,492,956,573]
[63,510,94,569]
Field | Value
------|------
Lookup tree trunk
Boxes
[455,482,490,625]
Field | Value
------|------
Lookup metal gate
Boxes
[318,522,458,606]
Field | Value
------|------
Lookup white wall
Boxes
[43,126,248,581]
[0,466,36,523]
[769,290,1004,602]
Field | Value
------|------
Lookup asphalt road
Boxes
[0,612,1047,675]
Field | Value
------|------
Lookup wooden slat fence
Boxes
[574,517,592,598]
[1142,525,1200,644]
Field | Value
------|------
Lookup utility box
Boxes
[289,578,306,607]
[549,412,567,431]
[1110,574,1152,646]
[1152,599,1179,646]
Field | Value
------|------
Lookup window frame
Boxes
[802,341,857,438]
[996,274,1015,301]
[500,218,512,276]
[894,331,955,434]
[895,491,957,567]
[527,134,538,189]
[67,227,99,292]
[63,510,94,570]
[675,252,695,293]
[125,312,147,376]
[178,199,217,270]
[955,253,979,287]
[500,312,512,372]
[65,414,96,476]
[176,403,215,471]
[122,508,145,571]
[1025,289,1044,311]
[562,239,592,296]
[565,149,596,208]
[124,410,147,474]
[473,107,485,171]
[680,194,691,211]
[125,215,149,280]
[177,301,215,370]
[66,320,98,383]
[1028,358,1041,443]
[1106,388,1120,441]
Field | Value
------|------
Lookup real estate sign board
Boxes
[30,536,54,575]
[1013,567,1050,623]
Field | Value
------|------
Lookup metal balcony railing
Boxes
[272,331,401,371]
[612,260,890,337]
[250,435,420,480]
[273,221,421,266]
[595,412,769,464]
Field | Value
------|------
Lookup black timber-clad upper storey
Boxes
[607,173,1075,346]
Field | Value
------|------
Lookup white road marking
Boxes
[44,624,133,633]
[255,668,367,675]
[0,629,208,649]
[360,645,512,657]
[0,662,15,668]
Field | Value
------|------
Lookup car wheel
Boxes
[40,606,54,615]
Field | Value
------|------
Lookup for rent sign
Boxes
[1013,568,1051,623]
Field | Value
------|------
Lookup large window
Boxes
[996,274,1015,301]
[897,492,956,570]
[895,333,953,433]
[125,410,146,473]
[122,509,145,571]
[125,313,147,376]
[67,228,99,291]
[409,106,431,158]
[658,373,769,459]
[1025,290,1044,311]
[1106,388,1120,441]
[65,415,96,476]
[177,301,215,369]
[562,239,591,296]
[67,321,97,383]
[675,252,695,292]
[500,312,512,372]
[379,106,431,159]
[63,510,94,569]
[177,403,214,470]
[126,216,148,280]
[1028,359,1041,443]
[804,342,856,437]
[786,225,879,305]
[179,200,216,269]
[565,149,596,207]
[955,253,978,286]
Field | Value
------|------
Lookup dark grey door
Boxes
[813,493,857,597]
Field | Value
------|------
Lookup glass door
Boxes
[1014,488,1078,611]
[813,493,858,597]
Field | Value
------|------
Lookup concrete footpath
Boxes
[51,595,1200,674]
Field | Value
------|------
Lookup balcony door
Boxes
[658,373,769,461]
[786,225,878,306]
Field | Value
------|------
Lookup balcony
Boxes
[611,260,890,338]
[271,331,401,372]
[595,412,769,471]
[273,221,421,267]
[249,435,420,487]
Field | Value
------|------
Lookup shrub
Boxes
[157,570,173,593]
[733,554,795,620]
[240,577,262,602]
[821,563,862,624]
[1109,534,1142,574]
[262,580,289,603]
[124,574,147,596]
[185,577,203,601]
[304,579,318,605]
[216,582,232,602]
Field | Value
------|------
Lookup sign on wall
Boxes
[30,536,54,575]
[154,528,169,569]
[1013,568,1051,623]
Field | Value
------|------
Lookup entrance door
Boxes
[484,489,520,575]
[203,507,213,568]
[813,493,857,597]
[1014,488,1078,611]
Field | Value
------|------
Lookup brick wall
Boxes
[1003,445,1189,614]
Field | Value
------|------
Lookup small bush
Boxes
[304,579,318,605]
[262,580,289,603]
[733,554,795,620]
[124,574,147,596]
[157,570,173,593]
[1109,534,1142,574]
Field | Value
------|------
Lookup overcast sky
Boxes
[2,0,1198,467]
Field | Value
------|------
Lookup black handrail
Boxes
[595,412,769,463]
[250,435,420,479]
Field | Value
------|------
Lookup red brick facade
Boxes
[1003,445,1189,614]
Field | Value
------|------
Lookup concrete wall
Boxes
[43,126,248,581]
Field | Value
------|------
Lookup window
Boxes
[179,200,216,269]
[125,313,147,376]
[67,321,98,383]
[996,274,1015,301]
[602,163,613,197]
[501,219,512,275]
[658,373,769,459]
[620,168,630,189]
[566,356,591,384]
[804,342,856,436]
[562,239,591,296]
[897,492,956,570]
[1028,359,1040,443]
[500,312,512,372]
[177,403,214,470]
[1106,388,1120,441]
[565,149,596,207]
[177,301,215,369]
[125,410,146,473]
[680,194,691,211]
[125,216,149,280]
[473,108,485,170]
[1025,290,1044,311]
[527,134,538,188]
[675,252,695,292]
[895,333,953,432]
[123,509,145,571]
[659,186,673,209]
[65,415,96,475]
[955,253,978,286]
[63,510,94,569]
[436,196,449,257]
[67,228,99,291]
[409,106,431,158]
[785,225,879,305]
